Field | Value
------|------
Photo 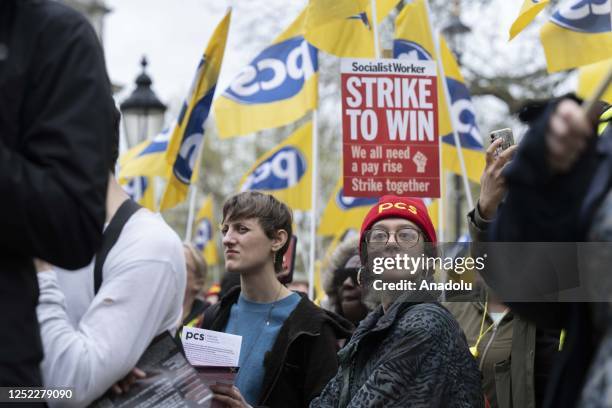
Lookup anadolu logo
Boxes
[336,188,378,210]
[393,40,433,61]
[242,146,307,191]
[551,0,611,33]
[173,87,215,184]
[442,78,483,149]
[224,37,318,104]
[124,177,148,202]
[194,219,212,252]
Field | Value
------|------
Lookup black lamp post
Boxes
[120,56,167,148]
[442,1,471,241]
[442,4,471,64]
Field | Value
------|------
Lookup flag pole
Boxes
[371,0,380,58]
[583,65,612,117]
[308,109,319,300]
[425,0,474,219]
[185,185,197,241]
[185,136,207,241]
[434,40,474,212]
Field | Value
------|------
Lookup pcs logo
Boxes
[336,188,378,210]
[194,219,212,252]
[551,0,611,33]
[139,127,170,157]
[173,87,215,184]
[393,40,432,61]
[242,146,307,191]
[224,37,318,104]
[392,40,482,149]
[443,78,482,149]
[124,177,148,202]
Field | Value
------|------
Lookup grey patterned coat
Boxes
[310,295,484,408]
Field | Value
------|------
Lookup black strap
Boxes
[200,302,221,330]
[93,199,142,295]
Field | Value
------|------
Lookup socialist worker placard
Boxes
[341,58,440,198]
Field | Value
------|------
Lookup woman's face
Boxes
[366,217,426,282]
[221,217,279,274]
[337,255,368,325]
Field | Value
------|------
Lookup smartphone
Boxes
[489,128,515,157]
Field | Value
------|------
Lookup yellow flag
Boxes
[305,0,399,57]
[160,11,231,210]
[214,10,318,138]
[238,122,312,210]
[577,58,612,104]
[394,0,485,184]
[541,0,612,73]
[118,127,171,181]
[318,181,439,238]
[193,196,219,266]
[509,0,549,40]
[425,198,439,231]
[121,176,156,211]
[318,178,378,236]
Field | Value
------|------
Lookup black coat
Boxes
[0,0,113,383]
[490,96,612,408]
[201,287,353,408]
[311,295,484,408]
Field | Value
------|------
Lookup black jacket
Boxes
[463,208,561,408]
[0,0,113,375]
[490,96,612,408]
[311,294,484,408]
[201,287,353,408]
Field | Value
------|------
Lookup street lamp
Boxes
[120,56,167,148]
[442,1,471,64]
[442,0,471,241]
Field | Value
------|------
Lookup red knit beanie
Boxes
[359,195,437,260]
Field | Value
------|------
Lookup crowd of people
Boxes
[2,1,612,407]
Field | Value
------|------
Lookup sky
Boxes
[104,0,305,114]
[102,0,576,141]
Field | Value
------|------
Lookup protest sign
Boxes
[181,327,241,408]
[341,58,440,197]
[181,327,242,368]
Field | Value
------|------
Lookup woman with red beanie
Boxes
[311,195,484,408]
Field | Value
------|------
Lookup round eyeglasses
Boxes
[365,228,421,249]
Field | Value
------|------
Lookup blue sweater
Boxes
[224,292,300,405]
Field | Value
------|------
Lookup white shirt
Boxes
[37,209,186,407]
[488,311,508,327]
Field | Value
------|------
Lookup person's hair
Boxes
[222,191,293,272]
[183,242,207,290]
[323,236,360,296]
[110,107,121,174]
[320,236,360,315]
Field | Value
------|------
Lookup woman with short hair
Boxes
[204,191,352,408]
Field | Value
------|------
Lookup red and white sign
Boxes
[341,58,440,198]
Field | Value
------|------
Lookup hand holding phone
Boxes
[489,128,515,157]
